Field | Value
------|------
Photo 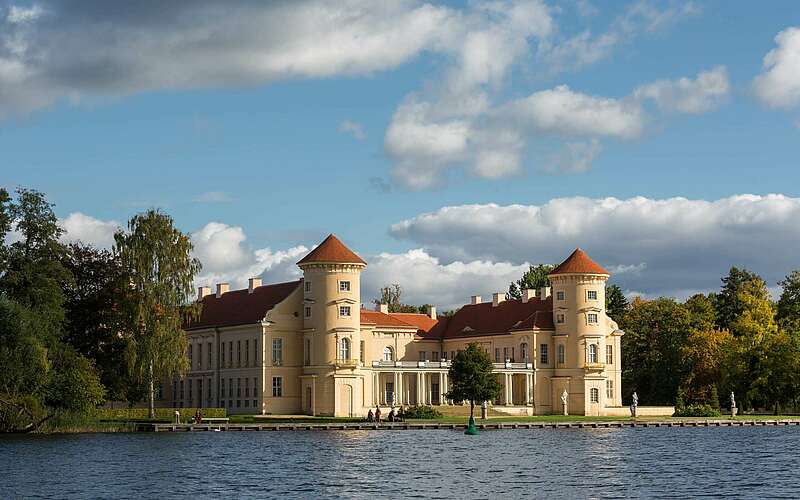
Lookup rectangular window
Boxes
[188,344,193,368]
[557,313,565,324]
[245,340,249,367]
[587,290,598,301]
[245,378,250,398]
[432,351,439,361]
[228,379,232,400]
[245,399,250,408]
[197,379,202,407]
[237,341,241,366]
[606,345,613,365]
[237,378,241,397]
[304,306,312,318]
[207,378,212,401]
[588,313,598,324]
[254,339,258,365]
[339,305,351,317]
[590,387,599,403]
[360,341,365,364]
[272,377,283,397]
[339,280,351,292]
[556,291,565,301]
[494,348,500,363]
[503,347,509,361]
[207,342,212,368]
[451,351,455,360]
[221,378,226,398]
[221,342,225,366]
[273,338,283,366]
[253,378,258,400]
[606,380,614,400]
[540,344,549,365]
[198,343,203,370]
[511,347,515,362]
[188,379,193,405]
[180,380,184,400]
[442,351,448,361]
[557,344,565,364]
[419,351,426,361]
[305,280,311,293]
[172,380,177,401]
[305,339,311,366]
[228,341,233,367]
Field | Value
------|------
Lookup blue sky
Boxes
[2,1,800,308]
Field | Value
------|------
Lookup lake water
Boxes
[2,427,799,499]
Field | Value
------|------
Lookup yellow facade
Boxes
[163,238,629,417]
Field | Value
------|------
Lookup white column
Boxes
[505,373,513,406]
[397,372,404,405]
[525,373,531,405]
[393,372,399,406]
[438,372,445,405]
[443,373,449,404]
[416,372,422,405]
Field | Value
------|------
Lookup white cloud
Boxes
[338,120,366,140]
[0,0,456,118]
[635,66,730,114]
[754,27,800,109]
[363,249,531,310]
[59,212,119,248]
[389,194,800,298]
[193,191,233,203]
[541,139,602,174]
[509,86,644,138]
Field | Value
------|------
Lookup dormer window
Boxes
[556,291,565,301]
[587,290,598,301]
[339,280,351,292]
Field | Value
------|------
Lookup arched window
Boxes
[520,343,529,362]
[339,338,350,360]
[383,346,394,362]
[588,344,598,364]
[590,387,599,403]
[557,344,565,365]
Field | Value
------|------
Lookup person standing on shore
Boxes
[375,406,382,423]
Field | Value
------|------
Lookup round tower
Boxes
[548,248,611,415]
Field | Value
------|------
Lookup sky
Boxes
[2,0,800,310]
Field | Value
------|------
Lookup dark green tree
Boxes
[114,210,201,418]
[0,188,11,274]
[507,264,554,300]
[777,270,800,331]
[715,267,760,331]
[684,293,717,333]
[605,284,629,322]
[619,297,692,405]
[445,344,502,421]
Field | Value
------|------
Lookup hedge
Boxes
[673,404,721,417]
[96,407,226,420]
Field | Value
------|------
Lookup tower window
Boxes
[587,290,598,300]
[304,306,312,319]
[557,344,565,365]
[305,281,312,293]
[339,337,351,360]
[339,280,351,292]
[556,313,565,324]
[339,305,351,317]
[588,344,598,364]
[588,313,598,324]
[556,291,565,301]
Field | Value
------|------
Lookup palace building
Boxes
[164,234,627,417]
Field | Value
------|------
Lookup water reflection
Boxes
[1,427,799,499]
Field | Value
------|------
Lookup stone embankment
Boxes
[138,419,800,432]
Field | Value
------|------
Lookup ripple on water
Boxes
[1,427,800,499]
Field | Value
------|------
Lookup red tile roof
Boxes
[424,297,554,339]
[391,312,438,333]
[549,248,610,276]
[297,234,367,266]
[186,280,301,330]
[359,309,434,330]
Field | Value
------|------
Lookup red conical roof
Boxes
[549,248,610,276]
[297,234,367,266]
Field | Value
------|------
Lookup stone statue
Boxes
[730,392,736,408]
[561,390,568,416]
[630,391,639,417]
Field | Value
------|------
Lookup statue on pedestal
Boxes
[630,391,639,417]
[561,389,568,416]
[730,392,737,417]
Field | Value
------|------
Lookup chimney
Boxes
[429,306,437,320]
[470,295,482,305]
[492,292,505,307]
[197,286,211,301]
[540,286,551,299]
[216,283,229,298]
[522,289,536,303]
[248,277,262,294]
[376,303,389,314]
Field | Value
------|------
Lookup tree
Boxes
[777,270,800,331]
[61,243,141,402]
[373,284,419,313]
[445,344,502,421]
[507,264,554,300]
[681,328,733,405]
[684,293,717,333]
[619,297,692,405]
[0,187,11,274]
[715,267,760,330]
[605,284,629,322]
[114,210,201,418]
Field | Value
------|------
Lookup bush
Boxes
[96,407,226,421]
[673,404,721,417]
[403,405,442,419]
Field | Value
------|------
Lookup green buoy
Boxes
[464,415,478,435]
